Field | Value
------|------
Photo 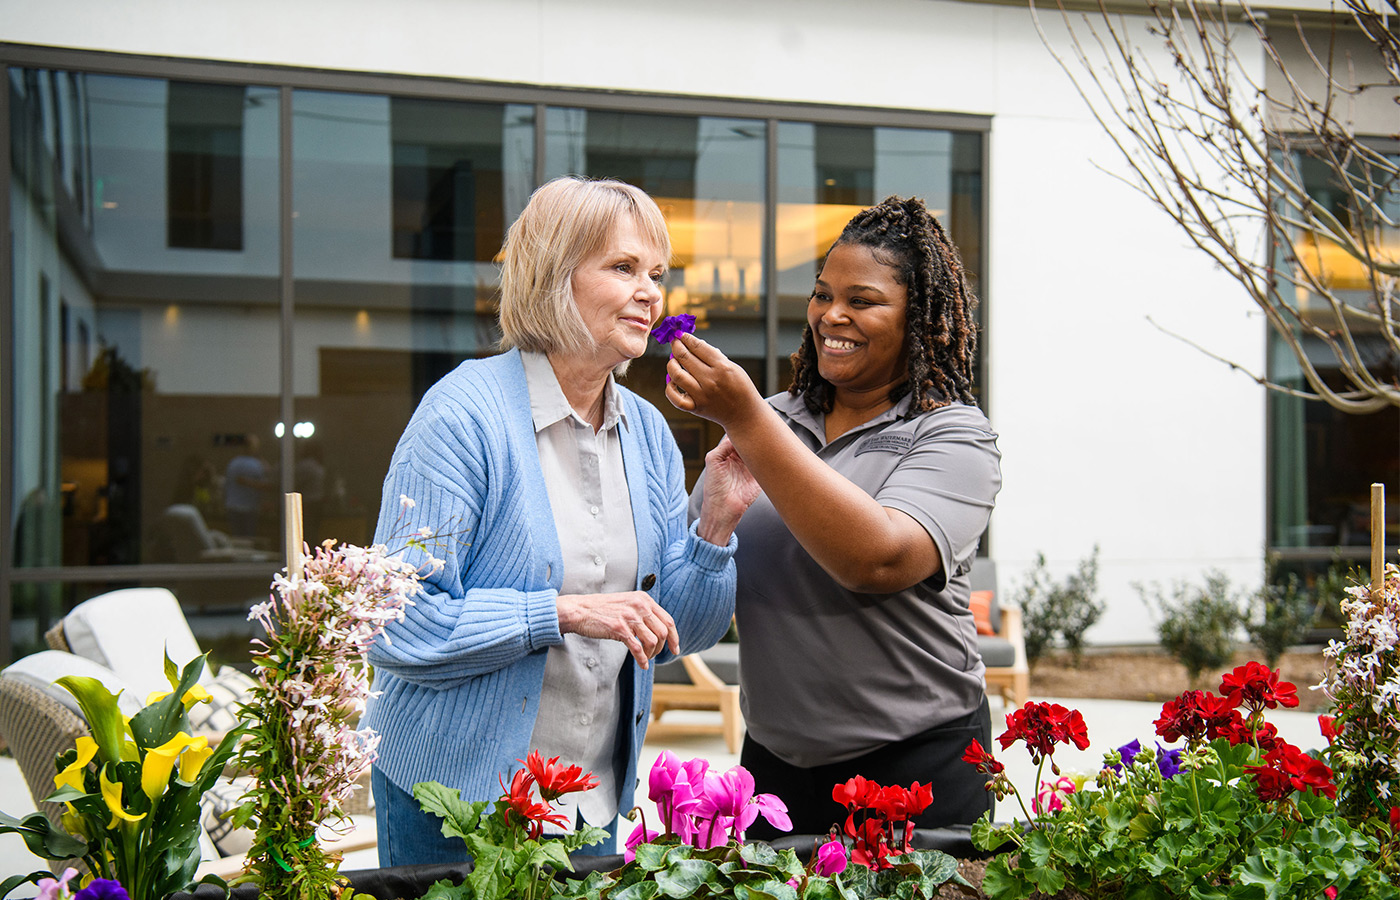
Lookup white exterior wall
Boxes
[0,0,1270,644]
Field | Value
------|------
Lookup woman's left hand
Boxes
[695,435,760,545]
[666,333,765,429]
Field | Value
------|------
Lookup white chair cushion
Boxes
[187,667,254,736]
[62,588,203,701]
[3,650,143,718]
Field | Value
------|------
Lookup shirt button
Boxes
[593,556,603,567]
[586,657,598,669]
[579,714,592,725]
[590,505,600,516]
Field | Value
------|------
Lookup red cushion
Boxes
[969,590,996,636]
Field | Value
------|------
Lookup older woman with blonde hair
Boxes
[364,176,759,866]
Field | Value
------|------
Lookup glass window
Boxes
[292,90,534,547]
[545,108,767,482]
[1269,149,1400,556]
[166,81,245,250]
[9,69,283,570]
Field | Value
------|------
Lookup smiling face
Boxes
[808,242,910,403]
[569,215,668,372]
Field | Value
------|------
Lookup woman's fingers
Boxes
[557,591,680,669]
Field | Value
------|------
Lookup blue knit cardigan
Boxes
[362,349,738,812]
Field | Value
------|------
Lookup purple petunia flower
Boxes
[1109,738,1143,773]
[651,314,697,343]
[1155,742,1184,780]
[74,880,130,900]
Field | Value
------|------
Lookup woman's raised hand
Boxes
[695,435,761,546]
[665,333,765,429]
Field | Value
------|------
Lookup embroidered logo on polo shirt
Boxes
[855,433,914,456]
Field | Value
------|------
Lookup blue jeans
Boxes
[372,766,621,867]
[372,766,471,868]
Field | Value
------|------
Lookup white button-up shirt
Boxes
[522,351,637,829]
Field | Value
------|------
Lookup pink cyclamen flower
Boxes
[814,839,849,876]
[624,821,659,863]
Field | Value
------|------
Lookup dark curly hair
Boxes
[788,195,979,415]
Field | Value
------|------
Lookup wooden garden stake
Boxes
[285,491,305,581]
[1372,482,1384,596]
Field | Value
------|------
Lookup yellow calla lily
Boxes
[178,741,214,783]
[53,735,98,792]
[140,733,204,800]
[145,684,212,709]
[99,767,145,828]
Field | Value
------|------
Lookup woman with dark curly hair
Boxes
[669,196,1001,836]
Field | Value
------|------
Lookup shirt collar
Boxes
[521,350,628,433]
[771,389,917,444]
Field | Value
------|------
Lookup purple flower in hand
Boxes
[652,314,697,343]
[814,839,849,875]
[74,881,130,900]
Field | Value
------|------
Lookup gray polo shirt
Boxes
[690,391,1001,767]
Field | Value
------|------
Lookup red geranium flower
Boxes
[1219,662,1300,713]
[1243,741,1336,803]
[1389,806,1400,833]
[1154,690,1242,743]
[998,702,1091,764]
[962,739,1005,776]
[521,750,599,801]
[1223,719,1280,752]
[1319,714,1340,744]
[1244,760,1295,802]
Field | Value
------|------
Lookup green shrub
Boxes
[1138,570,1245,687]
[1014,547,1105,668]
[1244,555,1317,668]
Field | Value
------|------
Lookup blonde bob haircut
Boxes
[498,176,672,357]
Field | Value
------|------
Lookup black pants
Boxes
[740,697,994,840]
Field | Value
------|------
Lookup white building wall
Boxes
[1,0,1271,643]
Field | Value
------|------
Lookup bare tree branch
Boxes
[1033,0,1400,412]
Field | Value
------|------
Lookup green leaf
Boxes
[740,878,798,900]
[979,856,1035,900]
[422,877,474,900]
[1,872,50,899]
[971,817,1016,852]
[633,841,674,871]
[467,842,512,900]
[412,781,487,843]
[613,880,663,900]
[740,841,782,868]
[655,858,722,898]
[129,653,208,750]
[1023,864,1067,896]
[54,675,129,763]
[0,810,88,859]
